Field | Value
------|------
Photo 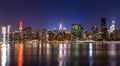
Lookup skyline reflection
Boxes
[18,43,23,66]
[1,43,11,66]
[0,42,120,66]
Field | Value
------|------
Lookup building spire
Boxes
[59,23,62,31]
[19,20,23,32]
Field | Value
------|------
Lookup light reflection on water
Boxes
[1,44,7,66]
[0,42,120,66]
[1,43,10,66]
[18,43,23,66]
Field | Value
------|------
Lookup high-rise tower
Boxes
[1,26,6,43]
[7,25,11,41]
[19,20,23,41]
[110,20,115,33]
[59,23,62,32]
[101,18,108,40]
[19,20,23,32]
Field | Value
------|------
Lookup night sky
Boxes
[0,0,120,31]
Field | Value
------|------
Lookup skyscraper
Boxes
[59,23,62,32]
[7,25,11,41]
[19,20,23,32]
[19,20,23,41]
[23,27,33,40]
[1,26,6,43]
[110,20,115,33]
[91,26,98,40]
[71,24,83,41]
[101,18,108,40]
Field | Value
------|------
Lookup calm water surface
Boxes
[0,42,120,66]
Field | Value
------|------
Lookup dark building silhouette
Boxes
[47,30,54,41]
[23,26,33,40]
[13,31,21,41]
[35,28,41,40]
[112,29,120,40]
[101,18,108,40]
[41,29,47,42]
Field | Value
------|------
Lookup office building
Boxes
[71,24,83,41]
[101,18,108,40]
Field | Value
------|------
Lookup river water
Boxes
[0,42,120,66]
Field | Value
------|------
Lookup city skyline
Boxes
[0,19,117,32]
[0,0,120,31]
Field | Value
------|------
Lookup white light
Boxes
[59,61,63,66]
[110,20,115,33]
[1,26,6,43]
[89,43,93,57]
[108,44,116,55]
[59,44,63,58]
[59,23,62,31]
[63,27,66,30]
[46,43,50,48]
[7,25,11,41]
[1,43,7,66]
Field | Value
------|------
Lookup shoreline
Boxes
[1,40,120,44]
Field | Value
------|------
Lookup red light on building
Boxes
[19,20,23,31]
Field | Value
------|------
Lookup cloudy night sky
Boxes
[0,0,120,31]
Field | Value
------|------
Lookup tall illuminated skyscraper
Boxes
[110,20,115,33]
[1,26,6,43]
[7,25,11,42]
[19,20,23,41]
[19,20,23,32]
[59,23,62,32]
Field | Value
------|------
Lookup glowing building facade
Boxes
[1,26,6,43]
[7,25,11,42]
[59,23,62,32]
[19,20,23,32]
[110,20,115,33]
[71,24,84,41]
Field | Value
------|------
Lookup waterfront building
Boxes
[59,23,62,32]
[110,20,115,33]
[101,18,108,40]
[23,26,33,41]
[57,32,64,41]
[19,20,23,32]
[19,20,23,40]
[96,32,102,41]
[41,29,47,42]
[13,31,21,41]
[112,29,120,40]
[47,30,54,41]
[65,32,71,41]
[0,31,2,41]
[35,28,41,40]
[91,26,98,40]
[71,24,84,41]
[7,25,11,42]
[53,30,58,41]
[82,30,87,40]
[63,27,67,33]
[1,26,6,43]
